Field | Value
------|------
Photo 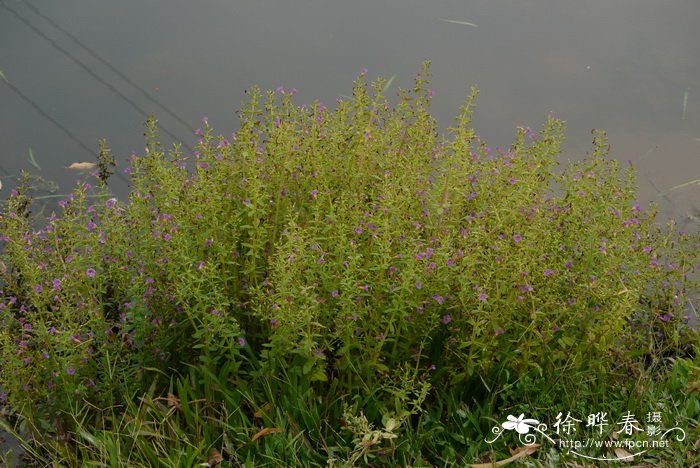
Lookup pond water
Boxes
[1,0,699,224]
[0,0,699,460]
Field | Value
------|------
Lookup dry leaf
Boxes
[251,427,283,441]
[254,402,272,418]
[66,162,97,170]
[471,443,540,467]
[208,449,224,467]
[166,393,181,410]
[688,381,700,393]
[613,447,634,462]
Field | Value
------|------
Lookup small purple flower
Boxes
[513,234,522,243]
[23,323,32,331]
[237,337,246,347]
[478,293,488,302]
[105,198,117,209]
[355,227,363,235]
[66,367,75,375]
[86,268,96,278]
[205,238,213,247]
[34,284,42,293]
[433,294,444,305]
[415,281,423,290]
[495,327,504,335]
[331,290,339,298]
[508,177,517,185]
[446,258,455,267]
[442,314,452,324]
[543,269,556,277]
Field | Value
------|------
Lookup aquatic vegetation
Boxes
[0,63,697,466]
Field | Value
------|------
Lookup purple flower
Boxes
[66,367,75,375]
[508,177,517,185]
[331,290,339,298]
[355,227,363,235]
[478,293,488,302]
[106,198,117,209]
[543,269,556,277]
[442,314,452,324]
[659,313,673,322]
[446,258,455,267]
[513,234,522,243]
[237,337,246,347]
[34,284,42,293]
[415,281,423,290]
[433,294,445,305]
[495,327,504,335]
[86,268,96,278]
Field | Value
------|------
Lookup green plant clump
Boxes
[0,63,697,466]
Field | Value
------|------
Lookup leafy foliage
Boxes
[0,62,697,465]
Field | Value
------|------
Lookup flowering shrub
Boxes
[0,63,696,461]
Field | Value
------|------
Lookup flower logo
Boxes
[502,414,540,434]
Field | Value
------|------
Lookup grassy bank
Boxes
[1,63,698,466]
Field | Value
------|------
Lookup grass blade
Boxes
[440,18,478,27]
[0,69,7,83]
[27,148,41,171]
[660,178,700,196]
[382,74,396,93]
[682,90,689,120]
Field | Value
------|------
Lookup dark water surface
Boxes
[1,0,699,460]
[1,0,699,221]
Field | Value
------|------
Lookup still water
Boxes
[0,0,698,461]
[1,0,699,224]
